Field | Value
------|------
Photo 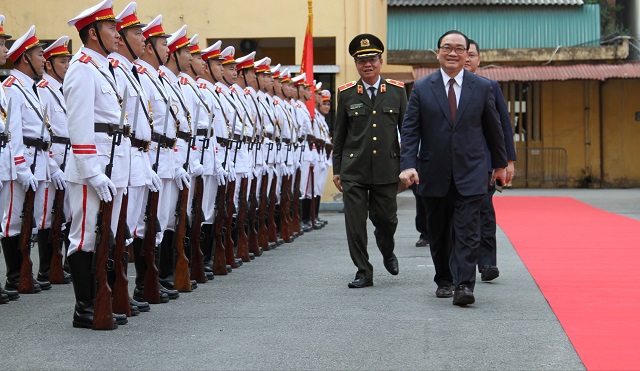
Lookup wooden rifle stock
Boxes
[172,185,192,292]
[310,166,316,229]
[93,198,115,330]
[223,179,237,268]
[48,188,66,284]
[257,173,270,251]
[189,175,207,283]
[142,189,161,303]
[212,182,228,275]
[18,187,36,294]
[267,172,278,243]
[280,174,292,243]
[236,177,250,262]
[292,167,302,234]
[112,191,131,317]
[247,176,261,256]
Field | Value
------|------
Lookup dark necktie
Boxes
[448,78,457,123]
[59,86,64,95]
[132,65,140,84]
[369,86,376,105]
[32,83,38,97]
[108,63,116,80]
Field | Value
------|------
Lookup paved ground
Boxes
[3,188,636,370]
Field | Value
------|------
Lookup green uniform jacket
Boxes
[332,77,408,184]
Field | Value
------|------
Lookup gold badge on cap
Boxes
[360,38,370,47]
[63,40,69,48]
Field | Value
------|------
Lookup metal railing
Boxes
[514,147,567,186]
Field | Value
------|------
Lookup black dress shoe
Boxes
[1,293,8,304]
[159,285,179,300]
[36,279,51,291]
[130,297,150,312]
[113,313,128,325]
[415,238,429,247]
[158,278,174,290]
[383,254,399,275]
[276,238,284,246]
[6,280,41,293]
[129,305,140,316]
[1,287,20,301]
[190,280,198,290]
[133,288,170,304]
[249,253,255,260]
[205,271,214,280]
[453,285,475,306]
[435,285,454,298]
[480,265,500,282]
[348,277,373,288]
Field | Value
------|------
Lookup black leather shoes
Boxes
[348,277,373,288]
[435,285,454,298]
[1,292,8,304]
[383,254,399,275]
[205,271,214,280]
[113,313,128,325]
[6,280,41,294]
[415,238,429,247]
[1,286,20,301]
[453,285,475,306]
[133,288,170,304]
[480,265,500,282]
[130,297,150,312]
[159,284,179,300]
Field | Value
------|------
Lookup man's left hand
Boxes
[491,167,507,187]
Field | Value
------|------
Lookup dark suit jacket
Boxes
[400,69,507,197]
[333,77,408,184]
[483,78,516,170]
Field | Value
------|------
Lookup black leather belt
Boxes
[131,138,151,152]
[195,128,211,136]
[176,131,192,141]
[282,138,291,144]
[0,132,10,144]
[264,132,274,141]
[297,137,304,143]
[51,135,70,145]
[232,133,251,143]
[151,132,177,149]
[23,136,51,151]
[216,137,230,147]
[95,123,132,137]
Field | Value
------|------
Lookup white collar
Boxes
[362,76,381,91]
[440,68,464,88]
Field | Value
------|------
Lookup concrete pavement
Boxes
[2,189,629,369]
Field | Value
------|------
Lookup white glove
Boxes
[147,170,161,192]
[240,171,249,179]
[253,165,263,179]
[191,162,204,177]
[51,169,67,190]
[216,169,227,186]
[174,167,191,190]
[227,167,236,182]
[21,174,38,192]
[88,173,116,202]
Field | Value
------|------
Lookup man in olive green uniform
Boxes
[332,34,407,288]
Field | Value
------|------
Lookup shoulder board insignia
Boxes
[136,65,147,74]
[109,58,119,68]
[37,80,49,88]
[380,83,386,93]
[386,78,405,88]
[338,81,356,92]
[2,76,16,87]
[158,70,165,77]
[230,86,236,93]
[199,83,207,89]
[215,86,222,93]
[296,103,302,108]
[78,53,92,64]
[274,99,279,105]
[244,88,251,95]
[357,85,363,95]
[179,77,188,85]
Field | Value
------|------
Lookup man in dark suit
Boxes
[333,34,408,288]
[465,40,517,282]
[399,30,507,306]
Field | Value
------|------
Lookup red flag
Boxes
[300,0,315,120]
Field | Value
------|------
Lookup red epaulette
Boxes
[36,80,49,88]
[109,58,119,68]
[385,78,405,88]
[136,65,147,74]
[179,77,188,85]
[158,70,165,77]
[78,53,92,64]
[230,86,235,93]
[274,99,279,105]
[215,86,222,93]
[2,76,16,87]
[199,83,207,89]
[296,103,302,108]
[338,81,356,92]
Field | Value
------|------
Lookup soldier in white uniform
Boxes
[109,1,158,313]
[132,15,178,302]
[2,26,57,293]
[312,84,331,226]
[35,36,73,285]
[65,0,131,329]
[157,25,202,290]
[0,14,20,303]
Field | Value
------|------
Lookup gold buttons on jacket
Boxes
[372,150,377,155]
[390,109,394,113]
[349,153,354,158]
[373,124,377,128]
[373,137,377,141]
[355,111,359,116]
[373,110,376,114]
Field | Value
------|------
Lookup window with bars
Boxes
[499,81,541,143]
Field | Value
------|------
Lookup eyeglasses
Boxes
[355,56,380,66]
[439,45,468,55]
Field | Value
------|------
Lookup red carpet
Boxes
[493,196,640,371]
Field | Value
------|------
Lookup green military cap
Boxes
[348,33,384,58]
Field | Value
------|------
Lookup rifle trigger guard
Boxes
[106,258,115,271]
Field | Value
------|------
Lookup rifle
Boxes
[48,140,69,284]
[280,143,292,243]
[189,110,214,284]
[212,165,228,275]
[266,141,278,245]
[112,188,131,317]
[291,137,306,236]
[93,88,127,330]
[235,176,250,262]
[18,106,47,294]
[142,99,172,304]
[171,106,199,292]
[247,141,261,257]
[257,164,270,252]
[224,111,244,268]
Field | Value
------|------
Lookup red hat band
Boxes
[117,13,141,31]
[143,24,166,39]
[168,36,189,54]
[73,7,116,32]
[44,45,71,60]
[9,35,40,62]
